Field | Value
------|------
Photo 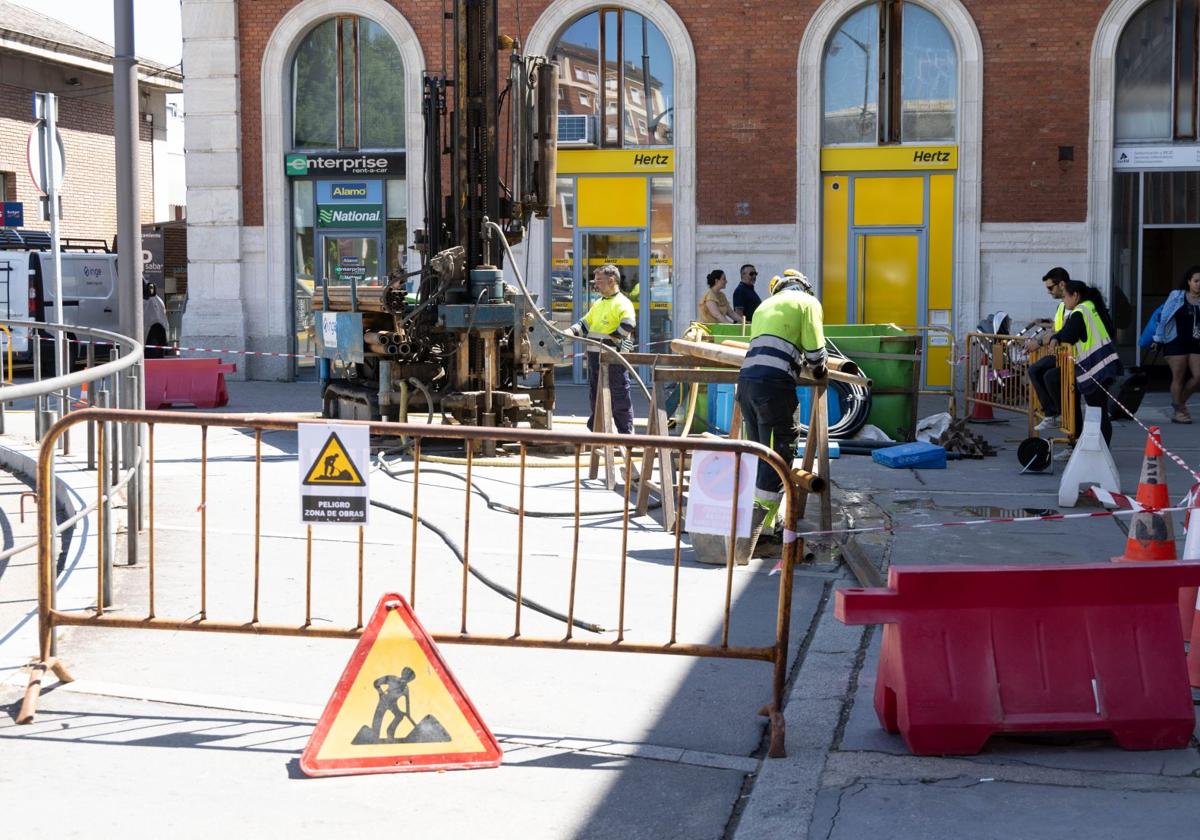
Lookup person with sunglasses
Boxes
[732,264,762,322]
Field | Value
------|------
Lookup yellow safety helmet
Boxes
[769,269,812,295]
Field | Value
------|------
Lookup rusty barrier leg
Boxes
[18,408,803,757]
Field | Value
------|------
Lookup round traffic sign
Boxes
[26,123,66,194]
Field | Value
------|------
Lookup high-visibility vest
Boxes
[1070,301,1121,394]
[1054,302,1065,331]
[739,289,826,383]
[574,292,636,350]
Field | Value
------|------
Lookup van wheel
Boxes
[145,325,167,359]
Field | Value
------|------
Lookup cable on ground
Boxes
[370,492,607,634]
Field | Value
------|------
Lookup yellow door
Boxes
[859,235,919,325]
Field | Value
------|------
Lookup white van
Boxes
[0,235,170,365]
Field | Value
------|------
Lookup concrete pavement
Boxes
[1,382,1198,838]
[0,381,825,839]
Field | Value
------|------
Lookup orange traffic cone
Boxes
[967,362,997,423]
[71,381,89,409]
[1113,427,1176,562]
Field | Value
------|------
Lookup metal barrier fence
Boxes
[895,324,958,418]
[18,408,805,757]
[964,333,1077,440]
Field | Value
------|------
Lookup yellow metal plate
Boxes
[577,177,648,228]
[558,149,674,174]
[861,235,919,325]
[821,146,957,172]
[853,177,924,227]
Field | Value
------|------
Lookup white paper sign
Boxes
[322,312,338,346]
[298,423,370,525]
[685,450,757,538]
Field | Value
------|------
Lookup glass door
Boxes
[317,233,384,307]
[569,229,647,383]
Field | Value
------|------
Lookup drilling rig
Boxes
[318,0,564,428]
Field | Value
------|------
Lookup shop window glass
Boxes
[386,178,408,285]
[361,20,406,148]
[1115,0,1176,141]
[293,19,338,149]
[291,15,406,151]
[900,4,956,141]
[552,8,673,147]
[550,176,576,339]
[823,4,879,145]
[822,1,958,145]
[292,180,316,366]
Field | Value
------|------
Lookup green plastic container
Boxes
[825,324,922,441]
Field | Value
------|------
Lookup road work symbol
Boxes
[351,668,452,745]
[302,431,365,486]
[300,593,502,776]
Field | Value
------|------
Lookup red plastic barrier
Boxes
[144,358,235,409]
[836,562,1200,755]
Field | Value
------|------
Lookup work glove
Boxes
[619,337,635,353]
[810,364,827,380]
[568,322,584,338]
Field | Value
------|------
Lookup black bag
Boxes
[1108,350,1157,420]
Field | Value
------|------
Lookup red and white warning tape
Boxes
[1090,376,1200,485]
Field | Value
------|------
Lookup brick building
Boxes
[182,0,1183,382]
[0,1,183,245]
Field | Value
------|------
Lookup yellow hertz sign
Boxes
[821,146,958,172]
[558,149,674,174]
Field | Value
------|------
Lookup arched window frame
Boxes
[524,0,696,332]
[550,6,675,148]
[821,0,959,146]
[290,14,406,151]
[261,0,426,381]
[1113,0,1200,143]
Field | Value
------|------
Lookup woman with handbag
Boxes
[1151,265,1200,423]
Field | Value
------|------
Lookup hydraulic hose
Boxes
[370,490,606,635]
[483,218,654,405]
[377,456,661,517]
[799,342,872,439]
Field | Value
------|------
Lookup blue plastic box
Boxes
[871,441,947,469]
[707,384,738,434]
[797,386,843,427]
[796,441,841,459]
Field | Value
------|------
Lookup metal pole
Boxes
[114,0,142,564]
[98,389,114,608]
[32,342,43,440]
[86,341,95,470]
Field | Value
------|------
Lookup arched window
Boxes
[292,15,405,150]
[552,7,674,147]
[822,0,956,145]
[1114,0,1198,141]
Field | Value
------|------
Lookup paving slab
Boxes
[808,777,1200,840]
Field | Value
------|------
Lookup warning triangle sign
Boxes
[302,431,365,486]
[300,593,502,776]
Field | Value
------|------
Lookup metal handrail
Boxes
[0,453,140,564]
[0,319,143,401]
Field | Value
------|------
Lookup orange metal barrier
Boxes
[894,324,958,418]
[19,408,805,757]
[965,333,1077,440]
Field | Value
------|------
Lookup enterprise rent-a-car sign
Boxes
[316,180,384,229]
[285,152,404,177]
